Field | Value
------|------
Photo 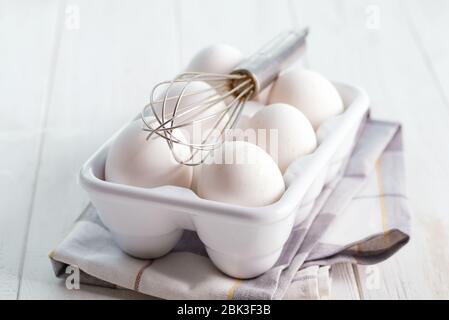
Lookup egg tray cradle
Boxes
[79,80,369,279]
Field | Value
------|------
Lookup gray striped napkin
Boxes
[50,116,410,299]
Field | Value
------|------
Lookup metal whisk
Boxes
[141,29,308,165]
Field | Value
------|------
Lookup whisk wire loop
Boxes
[141,72,254,165]
[141,29,308,165]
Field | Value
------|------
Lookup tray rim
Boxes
[79,82,370,226]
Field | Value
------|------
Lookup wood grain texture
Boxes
[330,264,361,300]
[3,0,448,299]
[17,0,178,299]
[404,0,449,107]
[288,0,449,299]
[6,0,359,299]
[0,0,60,299]
[356,0,449,299]
[402,0,449,298]
[175,0,360,299]
[176,0,293,65]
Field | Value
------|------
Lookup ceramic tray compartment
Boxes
[79,82,369,279]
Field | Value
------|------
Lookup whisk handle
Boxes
[231,28,308,95]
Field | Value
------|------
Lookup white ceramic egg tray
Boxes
[79,82,369,279]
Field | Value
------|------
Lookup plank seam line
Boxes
[16,0,67,300]
[402,1,449,110]
[172,0,184,69]
[352,264,365,300]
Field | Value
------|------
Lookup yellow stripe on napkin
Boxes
[227,279,242,300]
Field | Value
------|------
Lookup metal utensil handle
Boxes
[232,28,308,94]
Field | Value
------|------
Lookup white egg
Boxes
[268,68,344,130]
[246,103,317,173]
[233,100,265,130]
[153,81,228,145]
[197,141,285,207]
[185,44,244,107]
[224,100,265,142]
[105,118,192,188]
[185,44,243,74]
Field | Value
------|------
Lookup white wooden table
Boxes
[1,0,449,299]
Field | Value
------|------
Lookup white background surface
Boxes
[1,0,449,299]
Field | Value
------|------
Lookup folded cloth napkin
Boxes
[50,116,410,300]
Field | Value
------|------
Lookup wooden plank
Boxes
[400,0,449,299]
[19,0,448,299]
[17,0,180,299]
[176,0,293,66]
[330,264,361,300]
[403,0,449,107]
[0,0,59,299]
[353,0,449,299]
[287,0,366,299]
[288,0,449,299]
[355,0,449,299]
[176,0,360,300]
